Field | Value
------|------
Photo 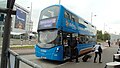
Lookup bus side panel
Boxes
[77,43,95,55]
[56,6,64,29]
[35,44,64,61]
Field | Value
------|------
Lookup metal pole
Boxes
[1,0,16,68]
[59,0,61,5]
[27,2,32,42]
[0,21,2,46]
[1,9,12,68]
[29,2,32,42]
[8,49,42,68]
[103,22,105,41]
[14,58,20,68]
[91,12,93,24]
[30,2,32,22]
[104,23,105,34]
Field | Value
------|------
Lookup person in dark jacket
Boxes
[118,40,120,48]
[93,43,102,63]
[70,37,79,62]
[108,40,111,47]
[70,37,79,63]
[74,37,79,63]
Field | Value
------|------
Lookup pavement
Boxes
[56,44,119,68]
[0,39,36,55]
[0,45,35,55]
[11,48,35,55]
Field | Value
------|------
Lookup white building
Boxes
[0,2,33,36]
[110,34,120,42]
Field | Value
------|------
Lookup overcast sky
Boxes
[15,0,120,34]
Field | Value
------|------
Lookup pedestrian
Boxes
[69,40,74,62]
[63,39,68,47]
[74,37,79,63]
[69,37,79,63]
[63,39,68,56]
[108,40,111,47]
[118,40,120,48]
[93,43,102,63]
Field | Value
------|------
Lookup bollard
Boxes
[21,39,23,46]
[8,49,42,68]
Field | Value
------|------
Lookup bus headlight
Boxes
[56,47,60,52]
[34,45,36,48]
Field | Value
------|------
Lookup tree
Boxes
[96,30,111,42]
[103,32,111,41]
[97,30,103,41]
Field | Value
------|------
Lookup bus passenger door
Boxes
[62,32,72,59]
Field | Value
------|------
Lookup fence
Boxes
[7,49,42,68]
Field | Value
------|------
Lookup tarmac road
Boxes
[56,45,118,68]
[0,42,119,68]
[12,44,118,68]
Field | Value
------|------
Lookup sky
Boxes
[15,0,120,34]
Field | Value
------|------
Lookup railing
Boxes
[7,49,42,68]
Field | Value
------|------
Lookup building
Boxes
[12,3,33,35]
[0,1,33,37]
[110,34,120,42]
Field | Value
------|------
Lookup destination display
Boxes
[38,17,56,30]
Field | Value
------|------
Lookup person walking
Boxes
[93,43,102,63]
[108,40,111,47]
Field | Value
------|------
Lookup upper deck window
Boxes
[64,11,70,20]
[40,6,60,20]
[79,18,84,24]
[71,15,75,22]
[64,11,78,23]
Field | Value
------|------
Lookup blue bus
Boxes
[35,5,97,61]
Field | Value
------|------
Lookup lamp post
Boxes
[27,2,32,44]
[103,22,105,34]
[59,0,61,5]
[91,12,93,23]
[91,12,96,24]
[30,2,32,24]
[27,2,32,31]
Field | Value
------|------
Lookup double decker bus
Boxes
[35,5,97,61]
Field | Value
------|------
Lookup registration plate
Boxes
[40,49,46,52]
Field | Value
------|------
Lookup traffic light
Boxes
[0,14,4,21]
